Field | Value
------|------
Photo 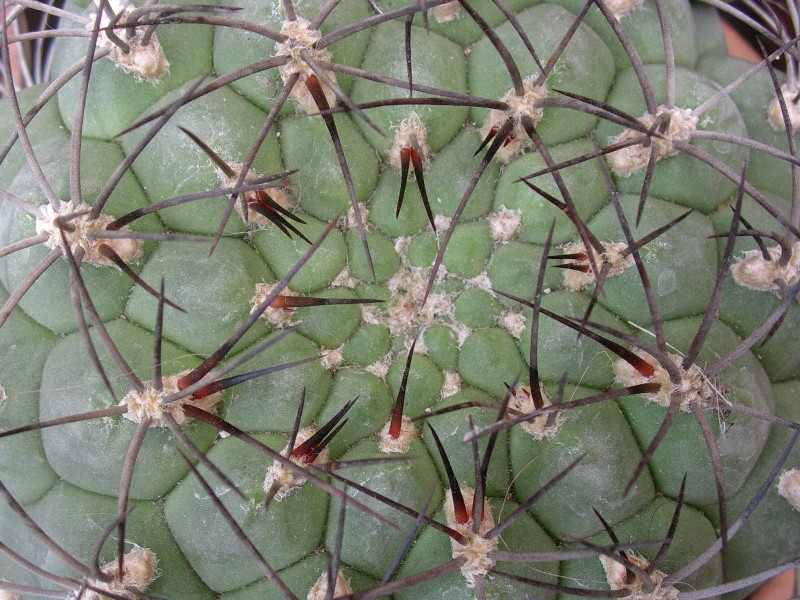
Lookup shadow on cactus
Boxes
[2,0,800,598]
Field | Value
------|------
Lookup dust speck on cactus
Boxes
[2,0,800,599]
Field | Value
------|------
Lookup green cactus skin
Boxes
[1,1,800,599]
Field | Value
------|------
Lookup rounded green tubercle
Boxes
[0,286,58,503]
[346,228,400,282]
[39,320,216,499]
[350,20,468,156]
[370,170,433,237]
[122,83,283,236]
[494,138,610,244]
[441,221,493,277]
[253,213,347,294]
[281,115,379,220]
[295,287,363,348]
[425,128,500,220]
[488,240,559,301]
[468,4,615,145]
[423,387,510,496]
[407,231,438,267]
[343,323,391,366]
[165,432,329,592]
[313,368,392,457]
[510,384,656,539]
[387,352,444,417]
[459,327,528,398]
[326,437,443,579]
[422,325,460,373]
[126,238,271,357]
[454,287,501,328]
[222,331,331,433]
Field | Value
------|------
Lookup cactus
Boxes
[1,0,800,598]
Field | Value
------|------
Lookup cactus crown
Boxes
[2,0,800,599]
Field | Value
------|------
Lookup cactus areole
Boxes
[2,0,800,599]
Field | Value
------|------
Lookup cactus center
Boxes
[362,255,462,341]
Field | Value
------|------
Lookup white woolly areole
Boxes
[452,321,473,348]
[90,0,169,83]
[0,384,6,405]
[488,206,522,243]
[332,266,358,288]
[346,202,370,230]
[508,385,564,440]
[434,214,452,232]
[0,589,18,600]
[379,415,419,454]
[446,487,498,586]
[778,468,800,511]
[605,0,645,19]
[84,547,159,600]
[321,347,344,371]
[361,265,457,339]
[500,309,526,339]
[613,351,718,411]
[394,235,411,257]
[307,570,352,600]
[365,359,391,380]
[432,2,462,23]
[768,84,800,131]
[600,552,677,600]
[251,282,295,327]
[121,372,223,427]
[559,241,634,291]
[35,200,142,267]
[731,242,800,298]
[389,112,431,171]
[469,272,492,290]
[480,77,548,163]
[607,106,697,176]
[442,371,462,397]
[275,17,336,114]
[263,427,328,501]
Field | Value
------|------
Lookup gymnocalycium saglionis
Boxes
[2,0,800,598]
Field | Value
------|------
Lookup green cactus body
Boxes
[1,1,800,599]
